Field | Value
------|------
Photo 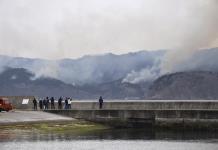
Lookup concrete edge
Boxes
[0,119,76,126]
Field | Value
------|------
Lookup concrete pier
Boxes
[46,100,218,129]
[2,97,218,128]
[69,100,218,110]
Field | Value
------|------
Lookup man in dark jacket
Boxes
[65,97,68,109]
[39,98,43,110]
[99,96,103,109]
[33,98,37,110]
[46,97,50,109]
[58,97,62,109]
[51,97,55,109]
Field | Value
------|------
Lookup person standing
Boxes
[68,97,72,109]
[65,97,68,109]
[99,96,103,109]
[39,98,43,110]
[33,98,37,110]
[43,98,46,109]
[51,97,55,109]
[46,97,50,109]
[58,97,62,109]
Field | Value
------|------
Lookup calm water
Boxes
[1,129,218,150]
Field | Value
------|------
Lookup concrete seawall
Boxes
[69,100,218,110]
[6,98,218,110]
[46,100,218,129]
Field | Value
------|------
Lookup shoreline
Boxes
[0,120,110,134]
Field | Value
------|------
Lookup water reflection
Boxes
[1,140,218,150]
[1,128,218,142]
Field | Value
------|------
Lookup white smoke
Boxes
[122,67,159,84]
[161,0,218,73]
[123,0,218,84]
[29,60,60,80]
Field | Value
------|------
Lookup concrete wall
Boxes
[47,109,155,127]
[70,100,218,110]
[45,100,218,128]
[6,99,218,110]
[46,109,218,129]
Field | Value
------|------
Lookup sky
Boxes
[0,0,217,59]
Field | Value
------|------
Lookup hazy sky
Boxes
[0,0,217,59]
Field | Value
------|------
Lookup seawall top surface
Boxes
[0,111,74,125]
[71,100,218,103]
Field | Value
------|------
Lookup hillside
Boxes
[1,68,218,100]
[0,68,146,99]
[0,50,165,85]
[1,48,218,99]
[1,48,218,86]
[79,79,150,100]
[148,71,218,100]
[0,68,93,99]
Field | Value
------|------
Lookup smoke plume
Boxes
[122,67,159,84]
[123,1,218,84]
[30,61,60,80]
[161,1,218,73]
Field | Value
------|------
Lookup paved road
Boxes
[0,110,74,124]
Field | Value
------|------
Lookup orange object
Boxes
[0,98,13,112]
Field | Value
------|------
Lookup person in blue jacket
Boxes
[99,96,103,109]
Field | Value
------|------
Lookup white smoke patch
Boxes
[121,51,163,84]
[122,67,159,84]
[29,60,60,80]
[10,75,17,80]
[161,0,218,73]
[106,1,218,84]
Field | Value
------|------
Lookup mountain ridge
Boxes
[148,71,218,100]
[0,48,218,99]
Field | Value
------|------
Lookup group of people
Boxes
[57,96,72,110]
[33,96,104,110]
[33,96,73,110]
